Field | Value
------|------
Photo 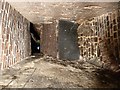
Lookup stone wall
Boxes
[0,1,31,70]
[77,10,120,71]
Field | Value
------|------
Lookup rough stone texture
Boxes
[0,1,31,70]
[77,10,120,71]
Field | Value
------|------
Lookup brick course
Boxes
[0,1,31,70]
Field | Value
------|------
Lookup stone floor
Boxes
[0,54,120,89]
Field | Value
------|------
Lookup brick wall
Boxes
[78,10,120,70]
[0,0,3,70]
[0,1,31,70]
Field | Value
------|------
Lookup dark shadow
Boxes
[58,20,80,60]
[94,68,120,88]
[30,23,40,55]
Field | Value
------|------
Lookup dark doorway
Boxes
[30,23,40,55]
[58,20,80,60]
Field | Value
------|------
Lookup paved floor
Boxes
[0,55,120,89]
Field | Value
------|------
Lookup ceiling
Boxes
[7,1,119,24]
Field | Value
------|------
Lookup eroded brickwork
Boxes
[78,10,120,70]
[0,1,31,70]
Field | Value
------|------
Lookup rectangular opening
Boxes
[30,23,40,55]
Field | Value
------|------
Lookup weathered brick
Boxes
[0,1,31,70]
[77,10,120,71]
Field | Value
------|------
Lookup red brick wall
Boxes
[0,1,31,70]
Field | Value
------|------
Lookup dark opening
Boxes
[30,23,40,55]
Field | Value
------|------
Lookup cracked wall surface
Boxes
[0,1,31,70]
